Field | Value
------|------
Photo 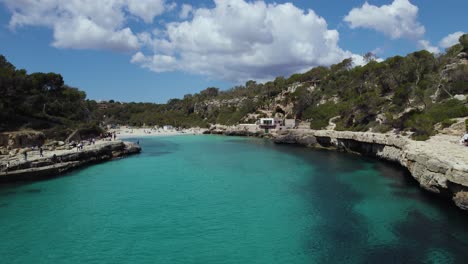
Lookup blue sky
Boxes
[0,0,465,103]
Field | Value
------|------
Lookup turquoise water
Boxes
[0,136,467,263]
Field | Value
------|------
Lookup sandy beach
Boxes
[110,127,208,139]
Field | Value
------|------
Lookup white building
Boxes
[258,118,298,132]
[259,118,283,132]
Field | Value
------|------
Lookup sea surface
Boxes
[0,135,467,263]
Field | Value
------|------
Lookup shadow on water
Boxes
[0,184,45,197]
[365,209,468,264]
[280,146,370,262]
[263,141,468,263]
[134,137,179,158]
[23,188,42,194]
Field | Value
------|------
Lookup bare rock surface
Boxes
[0,140,141,182]
[246,128,468,210]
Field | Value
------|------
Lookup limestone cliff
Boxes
[271,129,468,210]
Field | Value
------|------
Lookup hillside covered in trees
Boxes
[1,34,467,140]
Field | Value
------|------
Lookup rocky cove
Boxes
[205,127,468,211]
[0,140,141,182]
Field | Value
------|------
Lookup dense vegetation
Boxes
[1,34,467,140]
[0,56,102,138]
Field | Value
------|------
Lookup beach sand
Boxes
[110,127,208,138]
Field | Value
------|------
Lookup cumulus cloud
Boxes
[344,0,425,39]
[132,0,358,82]
[126,0,166,23]
[417,40,441,54]
[1,0,168,51]
[179,4,193,19]
[439,31,464,48]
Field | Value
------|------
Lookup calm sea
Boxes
[0,135,467,263]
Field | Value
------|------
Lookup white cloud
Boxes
[439,31,464,48]
[52,17,139,51]
[418,40,441,54]
[344,0,425,39]
[132,0,358,82]
[126,0,166,24]
[179,4,193,19]
[1,0,168,51]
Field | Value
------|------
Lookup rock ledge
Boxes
[0,141,141,182]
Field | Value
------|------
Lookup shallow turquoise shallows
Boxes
[1,136,467,264]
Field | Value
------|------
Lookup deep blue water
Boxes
[0,135,467,263]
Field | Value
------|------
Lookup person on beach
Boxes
[5,162,9,173]
[23,151,27,161]
[39,146,43,157]
[460,133,468,146]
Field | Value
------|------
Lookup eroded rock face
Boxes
[259,129,468,211]
[0,131,46,149]
[453,191,468,210]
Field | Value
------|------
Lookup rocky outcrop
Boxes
[0,141,141,182]
[0,131,45,149]
[204,125,267,137]
[194,97,252,115]
[269,129,468,210]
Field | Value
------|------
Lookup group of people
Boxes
[99,132,117,141]
[22,145,44,161]
[71,138,96,151]
[3,134,109,173]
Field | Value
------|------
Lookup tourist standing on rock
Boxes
[23,151,27,161]
[39,146,43,157]
[5,162,9,173]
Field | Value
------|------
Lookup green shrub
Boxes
[373,124,392,133]
[404,113,435,140]
[460,34,468,51]
[440,119,456,129]
[412,134,431,141]
[303,102,339,129]
[426,99,468,123]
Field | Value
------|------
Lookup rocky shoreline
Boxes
[0,140,141,182]
[205,127,468,211]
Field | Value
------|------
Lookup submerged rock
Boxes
[228,128,468,211]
